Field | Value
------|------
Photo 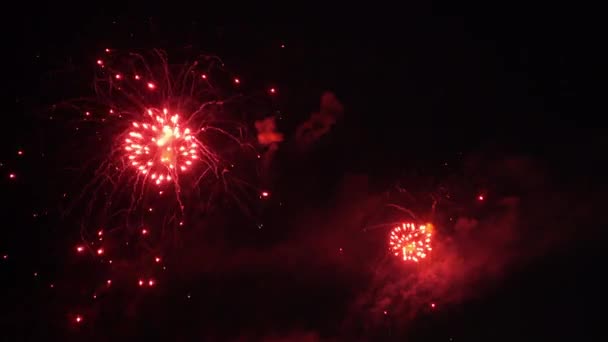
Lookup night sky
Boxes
[4,3,606,341]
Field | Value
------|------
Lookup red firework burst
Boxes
[126,108,199,185]
[389,222,433,262]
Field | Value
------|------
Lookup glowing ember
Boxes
[125,109,199,186]
[389,222,433,263]
[155,257,161,263]
[478,195,484,201]
[76,246,84,253]
[96,248,104,255]
[261,191,269,198]
[75,315,83,323]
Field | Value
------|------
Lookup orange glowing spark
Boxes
[125,109,199,186]
[389,222,433,263]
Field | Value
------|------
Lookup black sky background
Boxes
[3,2,607,341]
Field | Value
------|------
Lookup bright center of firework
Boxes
[389,222,433,263]
[125,108,198,185]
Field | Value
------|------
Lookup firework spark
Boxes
[389,222,433,262]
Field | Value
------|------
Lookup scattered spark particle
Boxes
[147,82,155,89]
[108,260,113,264]
[148,208,153,212]
[179,221,184,226]
[281,44,285,48]
[383,310,388,315]
[9,173,15,179]
[261,191,269,198]
[201,74,207,79]
[234,78,240,84]
[339,247,343,253]
[106,279,112,285]
[138,280,144,286]
[2,255,7,259]
[141,228,148,235]
[187,293,191,299]
[75,315,83,323]
[96,248,104,255]
[50,284,54,288]
[93,294,97,299]
[97,59,103,65]
[115,74,122,80]
[97,230,103,236]
[269,88,276,94]
[105,48,110,52]
[431,303,436,309]
[478,195,484,201]
[34,272,38,277]
[155,257,161,263]
[134,75,140,80]
[76,246,84,253]
[17,150,23,155]
[148,279,155,287]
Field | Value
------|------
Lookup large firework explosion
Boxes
[51,49,273,323]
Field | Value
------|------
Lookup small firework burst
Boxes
[126,109,200,185]
[389,222,433,262]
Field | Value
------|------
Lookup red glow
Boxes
[105,48,110,53]
[76,245,84,253]
[141,228,148,235]
[281,44,285,48]
[148,279,155,287]
[155,257,161,263]
[269,88,276,94]
[234,78,240,84]
[97,230,103,236]
[179,221,184,226]
[201,74,207,79]
[431,303,436,308]
[147,82,156,89]
[17,150,23,155]
[75,315,83,323]
[115,74,122,80]
[96,248,104,255]
[2,255,7,259]
[106,279,112,285]
[261,191,269,198]
[478,195,484,201]
[138,279,144,286]
[383,310,388,315]
[97,59,103,65]
[134,75,140,80]
[9,173,16,179]
[50,284,54,288]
